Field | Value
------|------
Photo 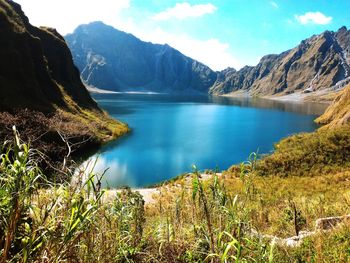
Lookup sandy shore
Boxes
[220,90,312,103]
[220,90,251,98]
[220,89,337,104]
[104,188,160,204]
[264,90,337,104]
[87,86,164,95]
[87,86,119,94]
[265,92,310,102]
[103,173,222,205]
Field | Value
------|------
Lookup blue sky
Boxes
[16,0,350,71]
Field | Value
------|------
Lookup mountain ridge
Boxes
[66,22,350,100]
[65,21,217,94]
[210,26,350,96]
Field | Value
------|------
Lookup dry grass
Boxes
[0,109,128,178]
[316,84,350,127]
[255,125,350,177]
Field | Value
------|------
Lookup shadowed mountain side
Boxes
[65,21,217,94]
[0,0,99,112]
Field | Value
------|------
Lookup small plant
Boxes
[283,200,306,236]
[111,187,146,261]
[0,126,42,262]
[239,152,258,200]
[192,165,215,254]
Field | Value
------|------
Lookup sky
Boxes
[15,0,350,71]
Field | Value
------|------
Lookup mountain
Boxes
[210,27,350,96]
[67,22,350,99]
[316,83,350,127]
[0,0,127,164]
[0,0,98,112]
[65,21,217,93]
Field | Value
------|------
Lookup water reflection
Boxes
[84,93,326,188]
[93,93,328,116]
[79,156,135,188]
[209,96,327,116]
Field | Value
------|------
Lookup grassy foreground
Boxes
[0,124,350,262]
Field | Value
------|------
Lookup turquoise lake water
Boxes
[84,93,327,188]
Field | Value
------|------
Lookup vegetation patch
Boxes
[253,125,350,177]
[0,110,128,178]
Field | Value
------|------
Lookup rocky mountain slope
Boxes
[65,21,217,93]
[0,0,127,165]
[210,27,350,96]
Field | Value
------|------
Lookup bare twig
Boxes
[57,130,72,171]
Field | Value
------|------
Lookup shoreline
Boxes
[264,91,336,104]
[87,86,164,95]
[219,90,339,104]
[88,85,338,105]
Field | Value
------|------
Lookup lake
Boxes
[82,93,327,188]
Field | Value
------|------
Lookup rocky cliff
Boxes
[0,0,99,112]
[65,21,217,93]
[0,0,128,166]
[210,27,350,96]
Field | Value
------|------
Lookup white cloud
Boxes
[152,2,217,21]
[133,27,242,71]
[15,0,130,35]
[295,11,332,25]
[269,1,279,9]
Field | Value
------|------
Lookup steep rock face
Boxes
[65,22,217,93]
[0,0,97,112]
[210,27,350,96]
[316,84,350,127]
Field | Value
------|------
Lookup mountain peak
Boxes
[73,21,114,33]
[338,26,348,33]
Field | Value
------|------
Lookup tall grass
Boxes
[0,127,145,262]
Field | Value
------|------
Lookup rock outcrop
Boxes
[65,21,217,94]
